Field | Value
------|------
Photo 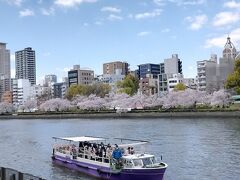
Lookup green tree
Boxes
[174,83,187,91]
[117,74,139,96]
[65,83,111,99]
[225,57,240,94]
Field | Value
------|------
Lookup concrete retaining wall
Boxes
[0,111,239,120]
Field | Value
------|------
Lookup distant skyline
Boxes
[0,0,240,84]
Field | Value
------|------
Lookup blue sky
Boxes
[0,0,240,83]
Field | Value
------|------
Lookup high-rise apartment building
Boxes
[103,61,129,75]
[15,47,36,85]
[0,43,11,99]
[197,59,217,92]
[12,79,34,106]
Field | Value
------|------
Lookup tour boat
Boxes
[52,136,167,180]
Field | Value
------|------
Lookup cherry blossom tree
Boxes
[18,99,38,112]
[0,102,13,114]
[210,89,230,107]
[77,94,107,110]
[39,98,72,112]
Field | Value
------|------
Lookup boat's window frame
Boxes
[123,159,134,168]
[142,157,153,166]
[132,158,143,167]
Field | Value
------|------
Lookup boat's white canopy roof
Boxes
[118,142,148,148]
[53,136,105,142]
[123,154,154,160]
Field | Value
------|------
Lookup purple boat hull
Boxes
[52,155,167,180]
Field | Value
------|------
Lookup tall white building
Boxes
[0,43,11,99]
[167,74,184,91]
[15,47,36,85]
[12,79,34,106]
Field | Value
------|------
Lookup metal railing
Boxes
[0,167,45,180]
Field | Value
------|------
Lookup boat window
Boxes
[142,158,152,166]
[150,157,156,164]
[133,159,143,167]
[123,159,133,168]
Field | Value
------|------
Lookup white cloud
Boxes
[135,9,162,20]
[107,14,123,21]
[213,11,240,27]
[205,28,240,48]
[83,22,89,26]
[54,0,97,8]
[223,0,240,8]
[56,67,71,72]
[153,0,165,6]
[185,14,208,30]
[161,28,170,33]
[19,9,35,17]
[41,7,55,16]
[4,0,23,6]
[137,31,151,36]
[101,6,121,13]
[169,0,206,6]
[95,21,103,25]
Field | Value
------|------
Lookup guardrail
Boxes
[0,167,45,180]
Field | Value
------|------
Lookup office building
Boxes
[44,74,57,87]
[53,82,67,98]
[138,63,160,79]
[103,61,129,75]
[1,91,13,104]
[68,65,94,87]
[139,74,158,96]
[164,54,182,75]
[158,54,183,94]
[0,43,11,100]
[15,47,36,85]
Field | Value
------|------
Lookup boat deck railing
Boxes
[54,146,111,164]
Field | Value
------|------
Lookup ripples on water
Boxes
[0,118,240,180]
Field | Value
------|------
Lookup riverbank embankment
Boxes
[0,111,239,119]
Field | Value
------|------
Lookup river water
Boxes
[0,118,240,180]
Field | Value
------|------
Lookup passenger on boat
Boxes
[106,144,112,162]
[130,147,135,155]
[127,147,131,154]
[112,144,123,169]
[112,144,122,160]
